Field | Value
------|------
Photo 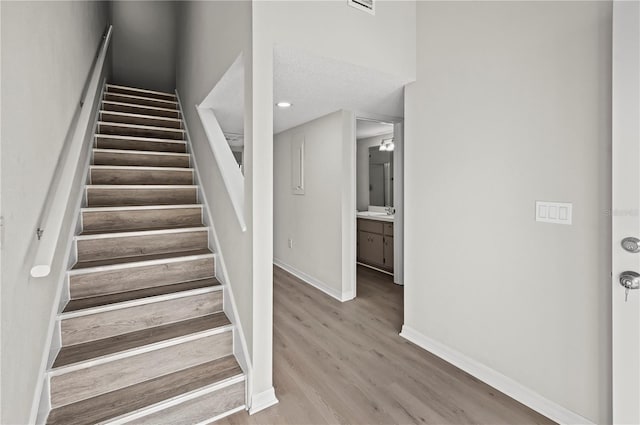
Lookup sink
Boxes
[358,211,388,217]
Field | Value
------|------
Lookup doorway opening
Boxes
[354,117,404,304]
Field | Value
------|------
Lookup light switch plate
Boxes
[536,201,572,225]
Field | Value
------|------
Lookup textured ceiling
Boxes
[273,46,405,134]
[208,46,407,143]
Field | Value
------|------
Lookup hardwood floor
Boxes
[220,265,554,425]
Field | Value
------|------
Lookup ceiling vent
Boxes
[348,0,375,15]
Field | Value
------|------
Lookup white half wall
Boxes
[176,0,277,410]
[176,0,253,359]
[404,2,612,423]
[110,0,177,92]
[0,2,109,423]
[274,110,355,301]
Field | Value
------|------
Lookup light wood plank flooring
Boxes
[220,265,554,425]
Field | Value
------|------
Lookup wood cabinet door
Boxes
[383,236,394,271]
[358,231,384,267]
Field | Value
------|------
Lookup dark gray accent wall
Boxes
[110,1,177,92]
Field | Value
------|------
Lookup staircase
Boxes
[45,84,246,425]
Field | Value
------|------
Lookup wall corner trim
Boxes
[273,259,352,302]
[399,325,594,425]
[249,387,278,415]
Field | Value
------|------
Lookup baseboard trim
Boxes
[273,259,351,302]
[249,387,278,415]
[399,325,594,425]
[356,261,393,276]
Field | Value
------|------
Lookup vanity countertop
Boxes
[356,211,394,222]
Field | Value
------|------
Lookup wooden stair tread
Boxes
[98,121,185,134]
[46,355,242,425]
[106,83,177,101]
[102,100,181,113]
[72,248,213,270]
[53,312,229,368]
[92,147,190,157]
[93,141,187,154]
[100,110,182,123]
[95,134,187,144]
[99,111,183,130]
[89,166,194,185]
[103,92,179,110]
[80,223,205,236]
[97,122,185,141]
[63,277,220,313]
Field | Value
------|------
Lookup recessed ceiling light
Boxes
[276,101,292,108]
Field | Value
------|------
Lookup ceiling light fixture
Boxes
[379,138,394,152]
[276,101,292,108]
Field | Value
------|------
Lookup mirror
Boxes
[369,146,393,207]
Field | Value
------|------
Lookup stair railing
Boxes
[29,25,113,278]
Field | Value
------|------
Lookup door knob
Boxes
[620,271,640,290]
[620,271,640,301]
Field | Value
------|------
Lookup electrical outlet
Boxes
[288,238,293,249]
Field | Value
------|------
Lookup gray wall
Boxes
[404,1,612,422]
[175,0,254,358]
[110,1,177,92]
[274,111,352,299]
[1,2,109,422]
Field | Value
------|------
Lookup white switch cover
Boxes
[536,201,572,225]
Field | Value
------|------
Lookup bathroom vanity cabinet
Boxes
[357,218,393,273]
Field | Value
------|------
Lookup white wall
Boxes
[254,0,416,84]
[404,2,612,423]
[110,1,177,92]
[176,0,252,353]
[0,2,109,423]
[274,111,354,300]
[357,133,393,211]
